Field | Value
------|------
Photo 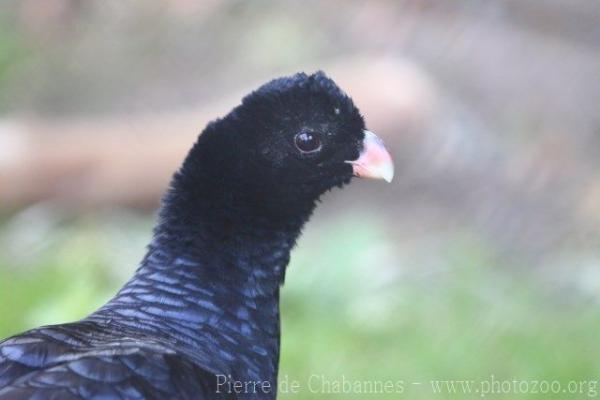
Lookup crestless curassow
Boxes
[0,72,394,399]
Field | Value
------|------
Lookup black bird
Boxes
[0,72,393,399]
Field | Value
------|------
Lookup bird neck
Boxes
[91,172,313,395]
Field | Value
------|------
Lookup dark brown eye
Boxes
[294,131,322,153]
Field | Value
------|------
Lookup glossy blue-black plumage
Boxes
[0,72,366,399]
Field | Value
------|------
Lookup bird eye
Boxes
[294,131,322,153]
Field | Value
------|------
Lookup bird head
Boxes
[177,72,394,220]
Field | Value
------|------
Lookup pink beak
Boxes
[346,130,394,183]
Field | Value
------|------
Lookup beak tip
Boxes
[379,163,394,183]
[384,171,394,183]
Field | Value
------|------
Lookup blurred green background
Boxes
[2,1,600,398]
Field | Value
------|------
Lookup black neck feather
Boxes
[90,135,317,396]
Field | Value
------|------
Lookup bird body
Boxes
[0,72,393,399]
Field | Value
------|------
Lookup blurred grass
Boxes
[1,210,599,399]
